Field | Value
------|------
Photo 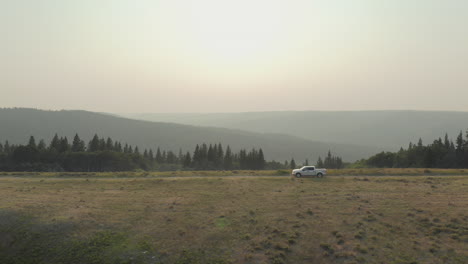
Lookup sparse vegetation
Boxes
[1,174,467,263]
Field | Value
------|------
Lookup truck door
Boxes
[309,167,316,176]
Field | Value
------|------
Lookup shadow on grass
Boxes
[0,210,229,264]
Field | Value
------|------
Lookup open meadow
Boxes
[1,172,467,264]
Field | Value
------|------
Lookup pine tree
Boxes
[444,133,450,149]
[28,136,37,148]
[192,145,200,168]
[88,134,100,152]
[37,140,46,151]
[134,146,140,155]
[200,144,208,166]
[59,137,70,152]
[257,148,266,170]
[239,149,247,169]
[178,149,183,163]
[106,137,114,151]
[223,145,233,170]
[417,138,423,148]
[71,134,85,152]
[216,143,224,168]
[4,141,11,154]
[207,144,215,163]
[98,138,106,151]
[114,142,122,152]
[317,156,324,168]
[49,133,61,151]
[156,147,163,163]
[183,152,192,168]
[0,143,3,153]
[324,150,332,168]
[290,158,296,169]
[464,129,468,167]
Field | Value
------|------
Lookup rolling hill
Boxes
[121,110,468,150]
[0,108,379,162]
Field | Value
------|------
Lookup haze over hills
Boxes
[121,111,468,150]
[0,108,380,163]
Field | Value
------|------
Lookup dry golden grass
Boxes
[1,168,468,178]
[0,175,467,263]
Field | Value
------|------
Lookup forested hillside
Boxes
[360,130,468,168]
[0,108,378,162]
[122,111,468,150]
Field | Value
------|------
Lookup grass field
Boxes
[1,173,467,263]
[1,168,468,178]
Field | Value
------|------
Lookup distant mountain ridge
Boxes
[0,108,380,162]
[120,110,468,150]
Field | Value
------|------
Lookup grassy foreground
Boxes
[0,175,467,264]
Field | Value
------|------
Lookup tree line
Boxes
[281,151,344,170]
[0,134,269,172]
[360,130,468,168]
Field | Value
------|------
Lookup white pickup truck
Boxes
[292,166,326,178]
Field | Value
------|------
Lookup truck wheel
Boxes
[317,173,323,178]
[295,173,302,178]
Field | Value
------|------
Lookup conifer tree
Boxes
[417,138,423,147]
[178,149,183,163]
[71,134,85,152]
[166,151,176,164]
[290,158,296,169]
[149,149,154,161]
[207,144,215,163]
[88,134,100,152]
[456,131,464,167]
[257,148,266,170]
[37,140,46,151]
[114,142,122,152]
[239,149,247,169]
[217,143,224,168]
[156,147,163,163]
[192,145,200,168]
[223,145,233,170]
[4,141,11,154]
[98,138,106,151]
[317,156,324,168]
[28,136,36,148]
[183,152,192,168]
[49,134,61,151]
[106,137,114,151]
[58,137,70,152]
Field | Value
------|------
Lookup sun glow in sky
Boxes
[1,0,468,112]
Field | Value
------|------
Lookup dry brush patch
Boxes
[0,176,467,264]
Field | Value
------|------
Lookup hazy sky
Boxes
[1,0,467,113]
